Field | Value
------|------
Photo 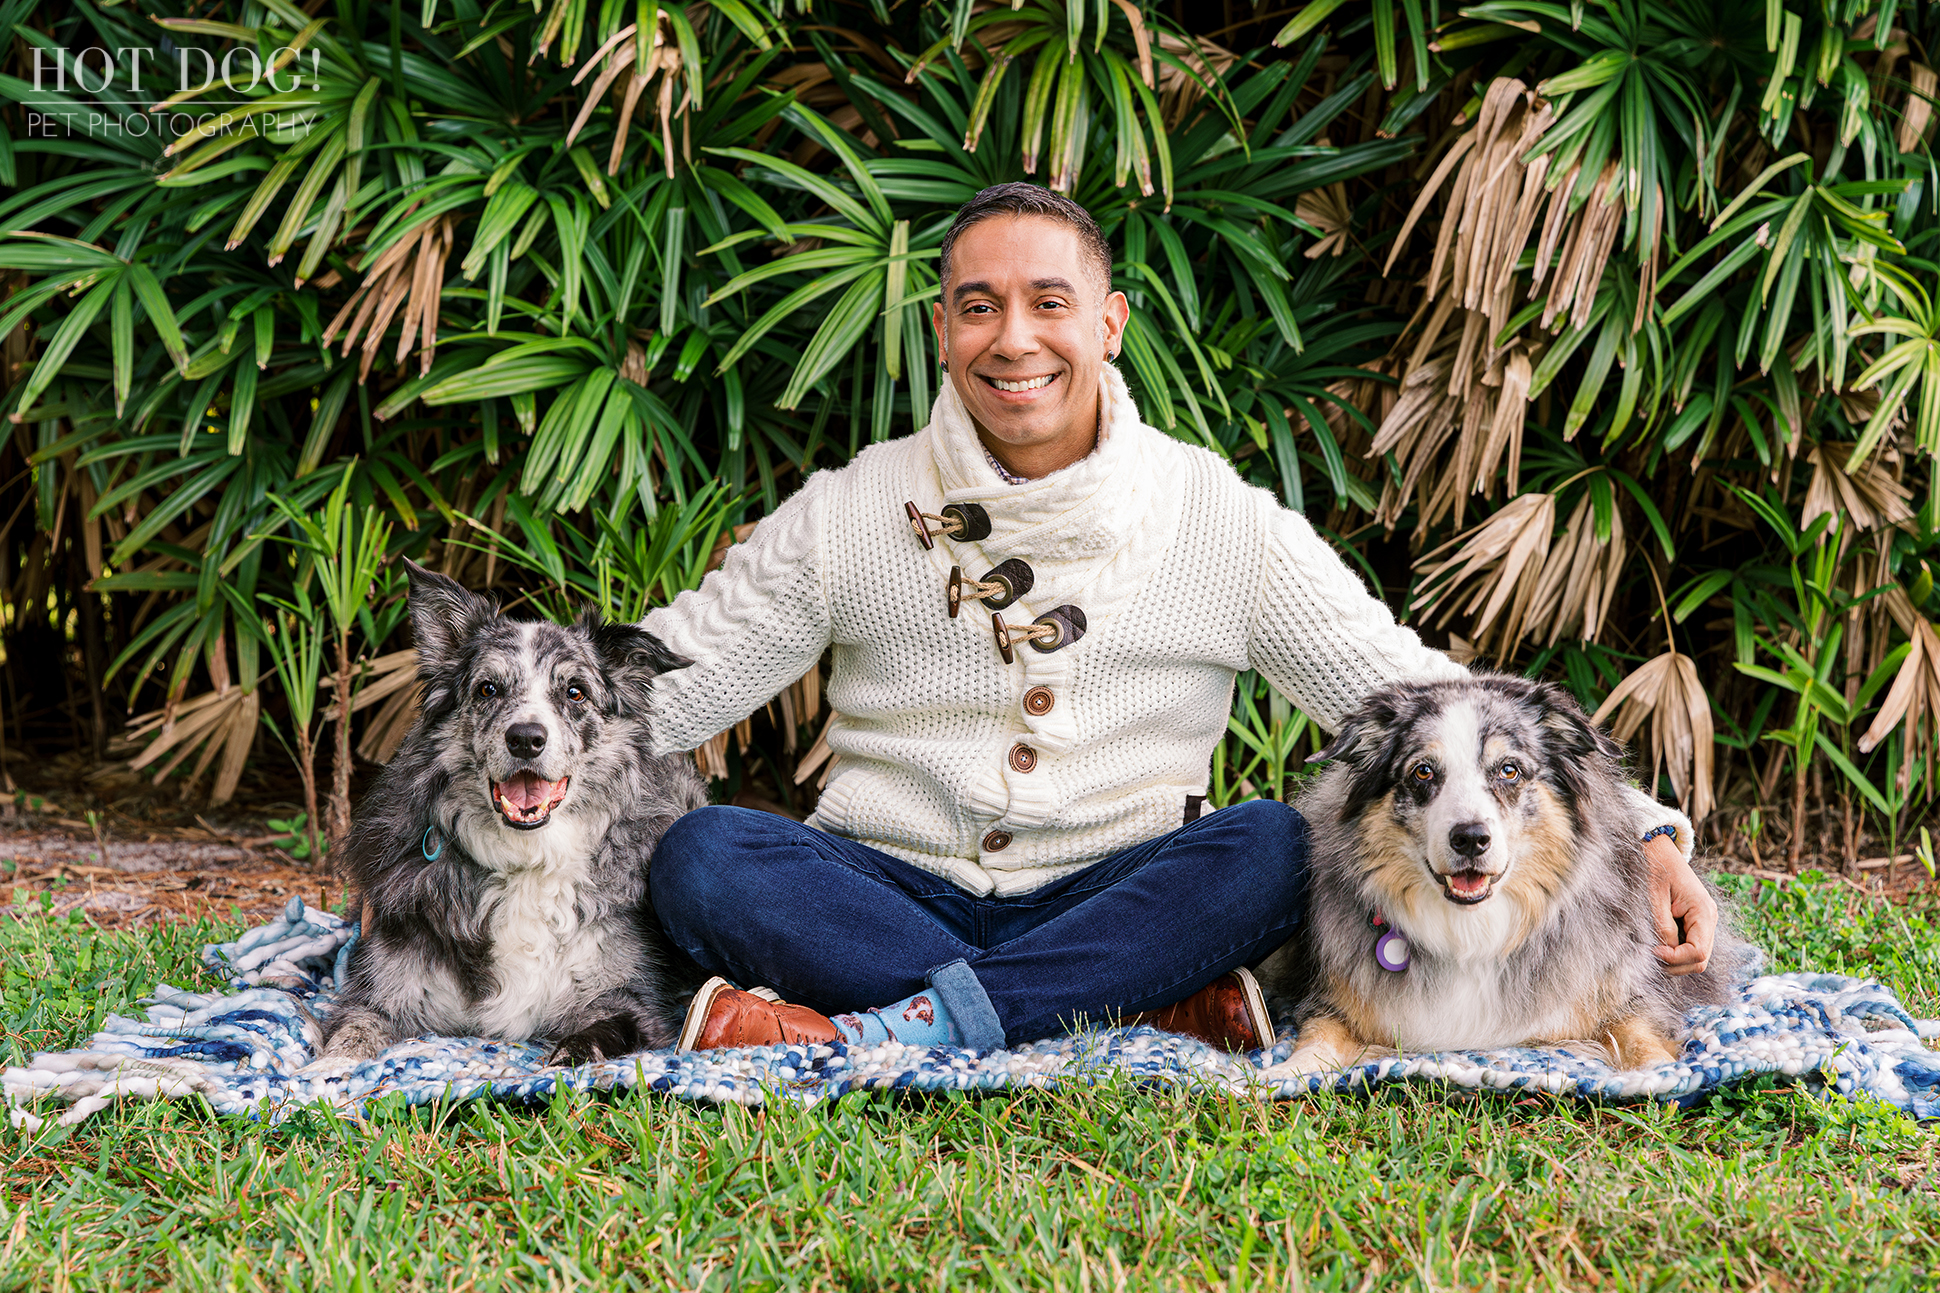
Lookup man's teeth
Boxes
[992,375,1054,392]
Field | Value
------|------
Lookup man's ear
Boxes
[931,300,948,364]
[406,560,495,674]
[588,617,691,716]
[1101,289,1130,357]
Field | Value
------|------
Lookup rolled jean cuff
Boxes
[927,959,1006,1051]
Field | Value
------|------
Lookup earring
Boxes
[940,359,949,372]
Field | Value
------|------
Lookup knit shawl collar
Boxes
[927,363,1156,574]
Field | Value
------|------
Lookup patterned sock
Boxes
[830,988,960,1048]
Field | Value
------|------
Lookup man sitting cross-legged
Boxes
[641,183,1718,1055]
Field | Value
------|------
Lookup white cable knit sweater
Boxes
[644,365,1691,895]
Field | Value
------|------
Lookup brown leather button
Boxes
[1023,686,1055,716]
[1009,743,1037,773]
[982,830,1012,852]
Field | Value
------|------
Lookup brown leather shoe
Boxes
[1129,967,1273,1052]
[678,977,842,1051]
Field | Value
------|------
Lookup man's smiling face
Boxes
[931,214,1129,478]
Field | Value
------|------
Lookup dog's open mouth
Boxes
[1437,869,1496,904]
[491,771,569,829]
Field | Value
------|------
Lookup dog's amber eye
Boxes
[476,680,498,699]
[1411,763,1434,782]
[1500,762,1521,781]
[566,684,587,703]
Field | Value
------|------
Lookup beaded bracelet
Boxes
[1640,823,1679,845]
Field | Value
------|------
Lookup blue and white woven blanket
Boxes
[6,898,1939,1127]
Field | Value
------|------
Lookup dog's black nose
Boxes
[505,723,547,759]
[1449,822,1491,858]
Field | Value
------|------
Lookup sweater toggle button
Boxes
[1009,744,1038,773]
[948,559,1034,617]
[905,501,992,550]
[991,605,1087,663]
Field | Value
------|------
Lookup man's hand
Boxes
[1645,833,1715,975]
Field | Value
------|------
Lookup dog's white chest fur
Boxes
[467,816,614,1039]
[1377,954,1605,1053]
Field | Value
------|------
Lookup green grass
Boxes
[0,877,1934,1291]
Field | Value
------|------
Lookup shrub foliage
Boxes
[3,0,1939,862]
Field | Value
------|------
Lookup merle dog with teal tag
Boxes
[321,562,709,1065]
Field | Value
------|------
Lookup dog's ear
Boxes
[1533,681,1625,763]
[588,617,691,714]
[406,560,496,673]
[1308,720,1366,764]
[1307,691,1401,765]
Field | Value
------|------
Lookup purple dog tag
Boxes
[1374,927,1411,973]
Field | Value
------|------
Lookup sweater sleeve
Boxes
[640,473,833,756]
[1246,497,1467,733]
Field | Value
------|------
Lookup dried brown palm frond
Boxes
[1524,491,1627,646]
[694,718,754,782]
[1590,649,1716,821]
[1153,30,1238,127]
[1429,82,1554,333]
[1842,546,1902,705]
[1386,80,1553,336]
[1804,439,1916,699]
[1802,441,1915,535]
[124,685,260,804]
[1857,594,1940,796]
[567,13,692,178]
[1900,63,1938,153]
[1296,183,1354,259]
[1368,317,1535,532]
[793,711,842,792]
[1531,163,1632,333]
[321,215,456,381]
[1409,490,1555,660]
[1387,78,1642,337]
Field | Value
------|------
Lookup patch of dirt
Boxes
[0,822,337,929]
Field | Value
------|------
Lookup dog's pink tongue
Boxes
[498,770,560,812]
[1448,871,1490,897]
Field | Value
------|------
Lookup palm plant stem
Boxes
[329,631,354,846]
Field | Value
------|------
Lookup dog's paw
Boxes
[298,1054,366,1079]
[1257,1049,1340,1084]
[546,1035,606,1066]
[317,1015,394,1063]
[546,1016,648,1066]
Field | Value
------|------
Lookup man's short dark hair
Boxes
[938,183,1113,296]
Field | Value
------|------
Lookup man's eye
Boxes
[1411,763,1434,782]
[566,684,587,704]
[476,680,498,699]
[1500,762,1521,781]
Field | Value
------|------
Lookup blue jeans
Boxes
[649,799,1309,1049]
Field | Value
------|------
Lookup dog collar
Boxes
[1370,909,1410,973]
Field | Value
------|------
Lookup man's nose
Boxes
[1449,822,1491,858]
[991,305,1041,359]
[505,723,547,759]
